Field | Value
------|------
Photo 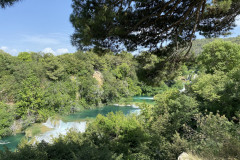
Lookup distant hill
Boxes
[192,36,240,54]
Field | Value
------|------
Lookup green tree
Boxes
[58,53,82,75]
[153,89,199,137]
[0,75,17,102]
[43,55,65,81]
[132,89,199,159]
[191,72,227,102]
[186,113,240,159]
[16,76,43,118]
[17,52,32,62]
[198,40,240,73]
[0,0,21,8]
[42,81,76,114]
[136,52,159,71]
[191,69,240,119]
[0,102,14,138]
[77,76,103,108]
[70,0,240,54]
[87,112,148,159]
[0,50,16,78]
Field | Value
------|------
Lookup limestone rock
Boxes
[10,120,22,134]
[93,71,103,87]
[178,152,203,160]
[178,152,190,160]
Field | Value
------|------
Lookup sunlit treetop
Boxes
[70,0,240,56]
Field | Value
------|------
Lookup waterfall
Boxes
[0,140,10,145]
[35,119,86,143]
[193,74,197,80]
[131,104,139,108]
[133,97,154,100]
[131,109,141,115]
[43,118,59,128]
[179,84,186,93]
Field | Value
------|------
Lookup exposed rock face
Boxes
[10,116,36,135]
[178,152,203,160]
[178,152,190,160]
[10,120,23,134]
[93,71,103,87]
[10,121,20,133]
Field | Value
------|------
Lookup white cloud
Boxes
[235,15,240,27]
[10,49,18,55]
[42,48,70,55]
[56,48,69,54]
[0,46,18,55]
[0,46,8,51]
[2,33,76,55]
[42,48,55,54]
[1,45,71,56]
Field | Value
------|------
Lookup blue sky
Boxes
[0,0,240,56]
[0,0,76,56]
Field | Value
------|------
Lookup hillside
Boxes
[192,36,240,54]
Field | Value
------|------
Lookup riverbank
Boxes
[0,96,154,151]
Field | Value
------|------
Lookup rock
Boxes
[93,71,103,87]
[178,152,202,160]
[178,152,190,160]
[10,120,23,134]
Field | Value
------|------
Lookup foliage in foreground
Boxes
[0,96,239,160]
[1,40,240,159]
[0,47,186,138]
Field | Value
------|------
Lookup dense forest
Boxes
[0,49,184,136]
[0,50,141,126]
[1,0,240,159]
[0,40,240,159]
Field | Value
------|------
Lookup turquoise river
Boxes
[0,96,154,151]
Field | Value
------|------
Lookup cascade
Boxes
[179,84,186,93]
[131,104,139,108]
[193,74,197,80]
[133,97,154,100]
[131,109,141,115]
[1,98,154,150]
[35,119,86,143]
[0,140,10,145]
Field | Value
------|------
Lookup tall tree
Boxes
[0,0,21,8]
[70,0,240,57]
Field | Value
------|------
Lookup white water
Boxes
[179,84,186,93]
[0,141,10,145]
[113,104,132,107]
[193,74,198,80]
[134,97,154,100]
[35,97,155,143]
[131,109,141,115]
[35,119,86,143]
[131,104,139,108]
[112,104,140,115]
[113,104,139,108]
[115,96,155,114]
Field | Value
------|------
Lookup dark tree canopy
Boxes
[70,0,240,54]
[0,0,21,8]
